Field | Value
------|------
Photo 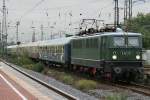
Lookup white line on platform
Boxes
[0,74,28,100]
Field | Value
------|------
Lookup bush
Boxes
[32,62,44,72]
[24,64,35,70]
[106,93,127,100]
[59,75,74,85]
[75,79,97,90]
[10,56,33,66]
[19,56,33,65]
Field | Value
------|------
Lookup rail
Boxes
[1,59,78,100]
[112,81,150,96]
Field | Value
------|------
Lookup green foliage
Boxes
[127,13,150,49]
[32,62,44,72]
[18,56,33,65]
[8,55,44,72]
[59,74,74,85]
[106,93,127,100]
[75,79,97,90]
[8,55,33,66]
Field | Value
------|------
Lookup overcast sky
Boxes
[0,0,149,43]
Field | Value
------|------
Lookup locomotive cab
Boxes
[102,32,143,81]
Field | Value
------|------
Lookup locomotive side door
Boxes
[100,36,107,60]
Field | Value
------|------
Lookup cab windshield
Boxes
[128,37,139,47]
[113,36,140,47]
[113,36,125,47]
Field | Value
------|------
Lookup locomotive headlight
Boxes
[112,55,117,60]
[136,55,140,60]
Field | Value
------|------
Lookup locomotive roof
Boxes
[72,32,141,40]
[100,32,141,36]
[7,31,141,48]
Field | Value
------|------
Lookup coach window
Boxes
[52,46,53,53]
[44,46,46,52]
[57,46,59,53]
[54,46,56,53]
[61,46,62,53]
[60,46,62,53]
[50,46,51,53]
[49,46,51,53]
[62,46,64,53]
[51,46,53,53]
[43,46,45,52]
[52,46,54,53]
[59,46,60,54]
[59,46,61,53]
[47,46,49,53]
[33,46,36,53]
[54,46,55,53]
[59,46,60,53]
[51,46,52,53]
[42,47,44,52]
[56,46,58,53]
[53,46,55,53]
[55,46,57,53]
[56,46,59,53]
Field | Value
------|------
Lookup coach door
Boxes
[100,36,107,59]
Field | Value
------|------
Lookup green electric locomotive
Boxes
[71,28,143,81]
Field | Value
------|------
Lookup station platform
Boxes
[0,62,67,100]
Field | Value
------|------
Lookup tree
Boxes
[127,13,150,49]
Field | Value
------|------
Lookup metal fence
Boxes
[143,50,150,66]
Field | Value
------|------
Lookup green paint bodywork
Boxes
[71,34,142,67]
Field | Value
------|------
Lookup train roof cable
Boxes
[18,0,46,22]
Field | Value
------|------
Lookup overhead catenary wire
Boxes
[17,0,109,22]
[18,0,46,21]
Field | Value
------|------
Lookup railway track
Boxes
[1,59,78,100]
[112,81,150,96]
[1,59,150,98]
